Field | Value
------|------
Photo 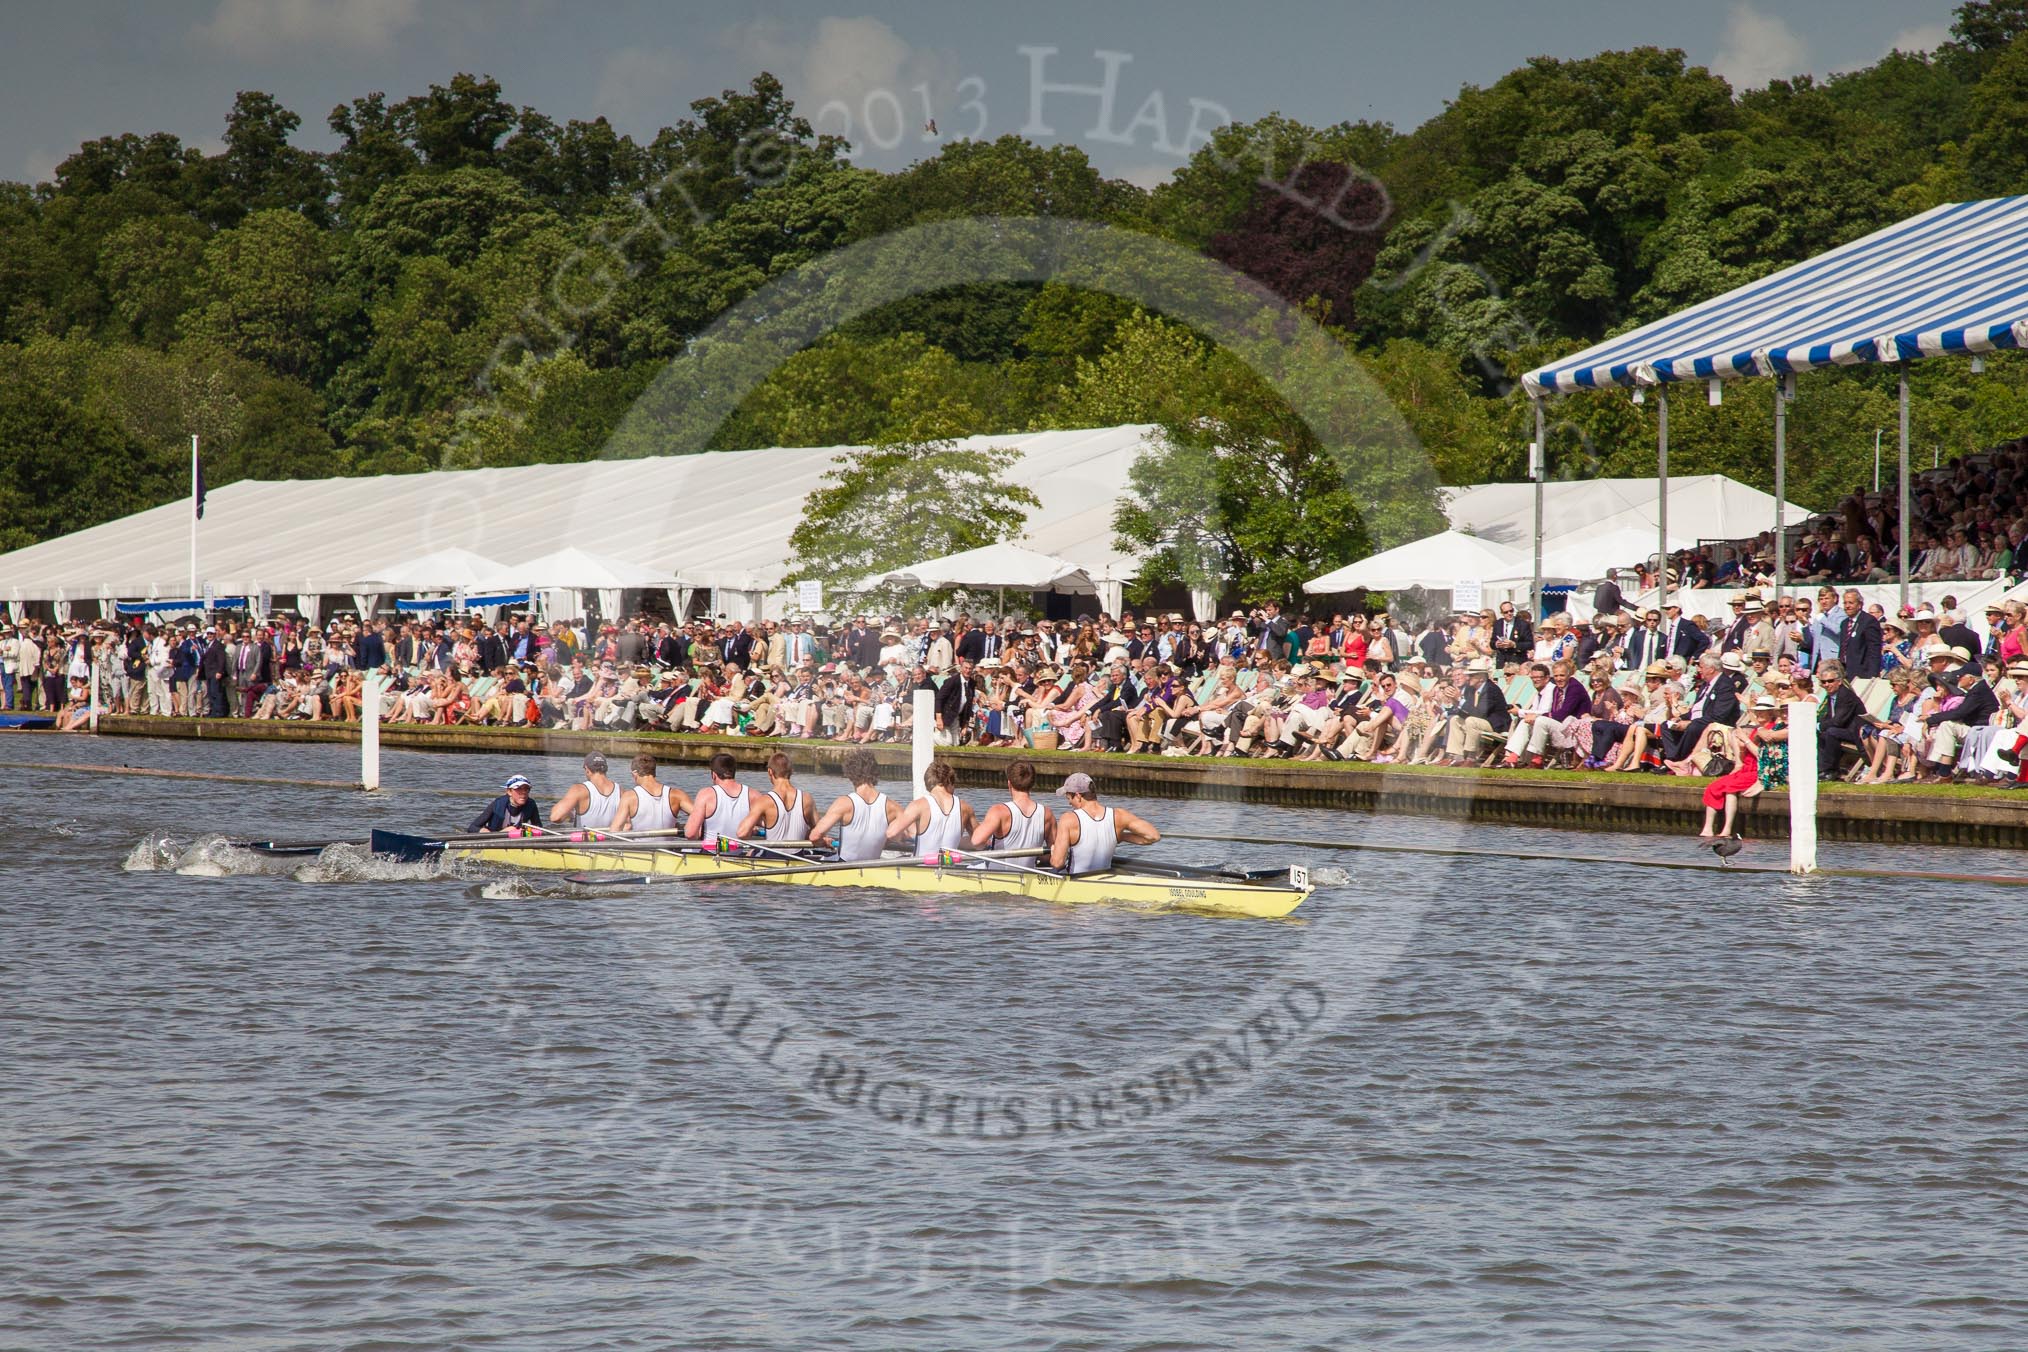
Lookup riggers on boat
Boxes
[369,829,1311,920]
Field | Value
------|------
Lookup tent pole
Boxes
[1773,374,1787,605]
[1531,399,1545,620]
[1898,371,1911,611]
[1656,390,1670,612]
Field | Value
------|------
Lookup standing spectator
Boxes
[1838,589,1885,680]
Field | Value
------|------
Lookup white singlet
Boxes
[1066,805,1118,872]
[995,799,1047,853]
[629,784,677,833]
[837,790,889,862]
[700,781,749,841]
[577,778,621,830]
[764,787,806,843]
[916,791,964,854]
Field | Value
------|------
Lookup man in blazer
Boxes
[1662,605,1708,663]
[1661,652,1745,763]
[357,620,391,672]
[1813,661,1868,780]
[235,628,272,717]
[1443,656,1510,763]
[1837,589,1884,679]
[1621,609,1666,673]
[1491,602,1532,667]
[1921,650,1998,779]
[720,622,753,671]
[927,654,976,745]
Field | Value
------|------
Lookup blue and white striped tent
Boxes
[1524,196,2028,397]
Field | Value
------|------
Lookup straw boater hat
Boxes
[1753,694,1779,711]
[1466,657,1494,674]
[1396,674,1424,695]
[1289,663,1313,678]
[2008,661,2028,679]
[1883,615,1908,633]
[1644,661,1670,678]
[1720,652,1745,671]
[1742,598,1766,614]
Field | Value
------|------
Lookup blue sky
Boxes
[0,0,1964,187]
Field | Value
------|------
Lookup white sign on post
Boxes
[452,587,467,614]
[797,580,824,613]
[256,589,271,618]
[201,582,215,611]
[1452,579,1483,613]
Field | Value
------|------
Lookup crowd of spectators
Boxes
[1630,445,2028,593]
[7,591,2028,791]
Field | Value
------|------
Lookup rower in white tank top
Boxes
[837,789,889,862]
[764,788,806,843]
[578,778,622,830]
[1066,805,1117,872]
[701,781,749,841]
[629,784,677,833]
[995,799,1047,853]
[916,789,965,854]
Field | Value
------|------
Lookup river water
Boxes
[3,734,2025,1350]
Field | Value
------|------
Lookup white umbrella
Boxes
[355,547,522,592]
[882,542,1096,620]
[508,546,673,620]
[1305,531,1527,593]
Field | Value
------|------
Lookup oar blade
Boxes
[370,828,446,863]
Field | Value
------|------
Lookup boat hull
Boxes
[452,841,1308,919]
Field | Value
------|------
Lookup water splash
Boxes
[292,842,460,885]
[123,833,462,884]
[1308,867,1352,888]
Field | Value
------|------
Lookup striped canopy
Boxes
[1524,196,2028,397]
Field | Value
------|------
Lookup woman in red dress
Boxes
[1699,698,1777,838]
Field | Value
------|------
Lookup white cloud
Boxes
[1115,163,1175,190]
[20,148,61,186]
[727,15,957,151]
[192,0,421,59]
[1884,22,1953,57]
[1710,3,1811,91]
[595,47,690,137]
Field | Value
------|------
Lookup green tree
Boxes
[182,209,329,378]
[98,215,207,345]
[784,436,1040,613]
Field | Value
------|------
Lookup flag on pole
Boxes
[193,437,206,519]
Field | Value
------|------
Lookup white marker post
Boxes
[361,673,383,791]
[912,687,934,801]
[1786,699,1818,874]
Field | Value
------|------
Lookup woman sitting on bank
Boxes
[1699,698,1778,838]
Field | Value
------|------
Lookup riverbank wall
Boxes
[54,715,2028,848]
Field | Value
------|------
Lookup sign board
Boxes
[1452,579,1483,612]
[708,588,721,618]
[256,589,271,618]
[452,587,467,614]
[797,580,824,613]
[201,582,215,611]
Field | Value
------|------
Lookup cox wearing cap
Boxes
[1049,772,1161,873]
[468,773,542,833]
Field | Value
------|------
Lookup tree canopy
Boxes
[10,4,2028,600]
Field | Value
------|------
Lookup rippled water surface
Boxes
[4,734,2026,1350]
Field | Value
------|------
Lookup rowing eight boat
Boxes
[370,830,1311,919]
